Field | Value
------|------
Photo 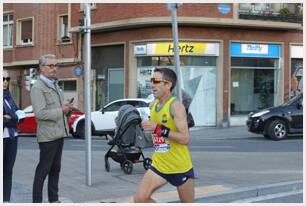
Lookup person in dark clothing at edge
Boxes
[3,70,21,202]
[31,54,73,203]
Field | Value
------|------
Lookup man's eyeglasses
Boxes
[150,77,169,84]
[44,64,58,68]
[3,77,11,82]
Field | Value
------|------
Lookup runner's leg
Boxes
[133,169,167,203]
[177,178,194,203]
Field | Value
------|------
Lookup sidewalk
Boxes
[189,125,254,139]
[10,126,301,203]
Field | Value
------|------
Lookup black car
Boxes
[246,93,303,140]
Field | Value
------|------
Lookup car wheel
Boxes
[76,122,85,139]
[75,121,95,139]
[268,119,288,141]
[71,131,78,138]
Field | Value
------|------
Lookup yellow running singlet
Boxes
[150,96,193,174]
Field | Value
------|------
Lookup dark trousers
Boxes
[32,138,64,203]
[3,138,18,202]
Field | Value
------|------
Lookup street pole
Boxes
[83,3,92,186]
[167,3,183,101]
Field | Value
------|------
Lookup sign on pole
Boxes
[74,67,83,77]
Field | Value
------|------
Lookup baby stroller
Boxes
[104,104,153,174]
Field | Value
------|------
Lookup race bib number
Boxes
[153,134,170,153]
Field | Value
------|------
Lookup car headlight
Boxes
[251,110,270,118]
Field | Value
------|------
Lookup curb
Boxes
[176,180,302,203]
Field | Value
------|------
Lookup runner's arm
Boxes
[168,101,190,145]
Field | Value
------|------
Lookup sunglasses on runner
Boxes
[150,77,170,84]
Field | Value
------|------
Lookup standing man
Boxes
[31,54,73,203]
[134,68,195,203]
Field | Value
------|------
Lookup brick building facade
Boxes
[3,3,303,127]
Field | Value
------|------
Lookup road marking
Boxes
[234,190,303,203]
[190,146,233,149]
[203,170,302,175]
[93,185,231,203]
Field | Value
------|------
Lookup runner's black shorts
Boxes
[149,165,195,187]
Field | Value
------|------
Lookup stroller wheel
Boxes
[105,157,110,172]
[143,158,152,170]
[122,160,133,174]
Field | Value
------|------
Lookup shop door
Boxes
[108,68,124,103]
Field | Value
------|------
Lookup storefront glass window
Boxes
[137,56,216,67]
[137,56,217,126]
[137,67,153,98]
[231,57,275,67]
[181,66,216,126]
[231,57,278,115]
[108,68,124,103]
[290,58,303,97]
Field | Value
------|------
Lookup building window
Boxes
[3,13,14,48]
[59,15,71,43]
[58,80,78,106]
[58,80,77,91]
[17,18,33,45]
[240,3,301,14]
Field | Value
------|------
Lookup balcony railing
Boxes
[239,13,303,24]
[238,3,303,24]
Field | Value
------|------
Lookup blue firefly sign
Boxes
[218,4,231,14]
[74,67,83,77]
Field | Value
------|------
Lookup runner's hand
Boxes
[141,120,156,133]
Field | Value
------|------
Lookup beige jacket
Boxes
[30,77,69,142]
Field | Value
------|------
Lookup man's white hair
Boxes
[38,54,56,68]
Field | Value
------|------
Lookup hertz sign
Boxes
[155,42,206,55]
[134,42,219,56]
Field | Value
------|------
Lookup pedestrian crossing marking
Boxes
[95,184,231,203]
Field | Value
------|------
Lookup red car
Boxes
[17,105,84,136]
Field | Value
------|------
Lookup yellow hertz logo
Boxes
[155,42,206,55]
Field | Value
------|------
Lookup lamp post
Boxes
[82,3,92,186]
[166,3,183,101]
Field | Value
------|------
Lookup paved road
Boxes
[255,193,302,203]
[11,126,302,203]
